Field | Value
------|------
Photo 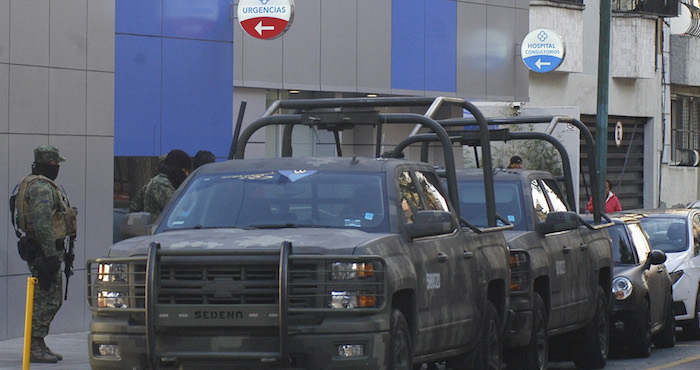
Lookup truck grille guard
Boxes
[88,241,386,367]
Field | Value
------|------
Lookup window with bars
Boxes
[671,95,700,165]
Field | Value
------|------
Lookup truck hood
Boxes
[107,228,394,257]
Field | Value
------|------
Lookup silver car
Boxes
[624,209,700,339]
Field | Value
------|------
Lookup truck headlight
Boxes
[612,276,633,300]
[97,291,129,309]
[98,263,127,282]
[330,262,374,280]
[330,291,376,309]
[509,251,530,292]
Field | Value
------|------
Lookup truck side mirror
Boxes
[405,210,456,239]
[120,212,153,239]
[536,211,579,235]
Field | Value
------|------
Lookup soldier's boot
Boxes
[30,337,58,363]
[37,337,63,361]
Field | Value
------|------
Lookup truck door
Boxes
[398,170,475,355]
[531,179,587,328]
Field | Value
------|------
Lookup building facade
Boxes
[2,0,699,339]
[1,0,115,340]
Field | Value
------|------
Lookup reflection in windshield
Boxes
[457,180,524,230]
[161,170,388,233]
[639,218,688,253]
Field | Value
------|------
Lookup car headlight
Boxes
[669,270,684,285]
[612,276,633,300]
[98,263,127,282]
[330,262,374,280]
[97,291,129,309]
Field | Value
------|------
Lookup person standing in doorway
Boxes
[586,179,622,213]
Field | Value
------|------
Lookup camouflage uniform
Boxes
[143,173,175,220]
[15,145,75,363]
[129,154,166,213]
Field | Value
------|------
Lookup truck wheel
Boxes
[388,309,412,370]
[629,299,652,358]
[653,293,676,348]
[505,293,548,370]
[682,289,700,340]
[472,302,503,370]
[573,286,608,369]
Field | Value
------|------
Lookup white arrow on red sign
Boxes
[255,21,275,35]
[237,0,295,40]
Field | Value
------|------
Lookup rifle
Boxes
[64,234,75,300]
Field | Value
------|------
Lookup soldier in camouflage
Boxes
[14,145,76,363]
[142,149,191,220]
[129,154,167,213]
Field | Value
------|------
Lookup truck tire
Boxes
[682,289,700,340]
[629,299,652,358]
[446,301,502,370]
[471,302,503,370]
[388,309,412,370]
[505,293,548,370]
[573,286,608,369]
[653,292,676,348]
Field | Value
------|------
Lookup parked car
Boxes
[607,215,675,357]
[626,208,700,339]
[688,200,700,209]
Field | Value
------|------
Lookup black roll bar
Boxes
[438,116,605,224]
[233,97,499,228]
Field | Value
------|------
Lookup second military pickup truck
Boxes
[86,97,512,369]
[397,117,614,369]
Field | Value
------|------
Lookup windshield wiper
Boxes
[247,223,332,229]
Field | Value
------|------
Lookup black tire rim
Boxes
[486,318,501,369]
[393,326,410,370]
[535,309,547,369]
[597,298,609,359]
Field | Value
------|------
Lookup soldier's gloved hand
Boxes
[38,256,61,291]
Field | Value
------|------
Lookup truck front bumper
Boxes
[89,316,391,369]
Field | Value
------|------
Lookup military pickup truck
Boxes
[397,117,614,369]
[86,97,511,369]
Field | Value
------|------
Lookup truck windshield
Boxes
[457,180,526,231]
[160,170,389,233]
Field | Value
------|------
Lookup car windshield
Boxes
[609,224,635,264]
[160,170,389,233]
[456,180,525,230]
[638,217,688,253]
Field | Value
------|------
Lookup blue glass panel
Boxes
[425,0,456,93]
[115,35,162,156]
[161,38,233,158]
[391,0,425,91]
[163,0,233,42]
[115,0,162,36]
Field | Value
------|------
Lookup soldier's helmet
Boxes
[34,145,66,164]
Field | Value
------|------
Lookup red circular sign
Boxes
[238,0,294,40]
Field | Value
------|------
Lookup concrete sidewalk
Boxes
[0,332,90,370]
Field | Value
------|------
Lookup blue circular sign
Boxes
[521,28,566,73]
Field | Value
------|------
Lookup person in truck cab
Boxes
[586,179,622,213]
[507,155,523,169]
